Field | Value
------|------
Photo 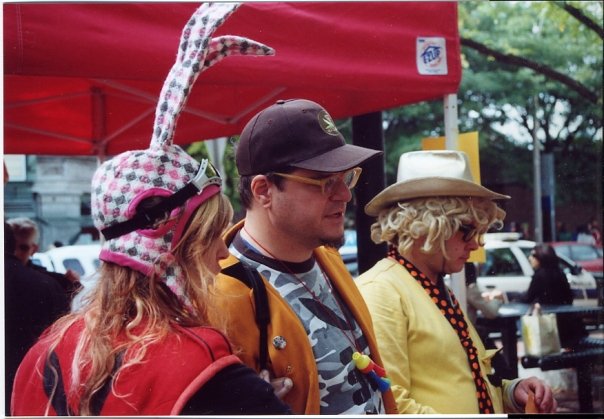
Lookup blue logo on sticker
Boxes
[421,45,442,66]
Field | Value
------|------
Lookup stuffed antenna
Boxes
[91,3,274,306]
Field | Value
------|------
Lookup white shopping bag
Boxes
[521,303,561,356]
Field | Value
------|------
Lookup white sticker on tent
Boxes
[417,37,448,75]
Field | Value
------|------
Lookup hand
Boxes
[259,369,293,399]
[482,289,504,302]
[489,290,504,302]
[514,376,557,413]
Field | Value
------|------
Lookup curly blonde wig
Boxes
[371,196,504,260]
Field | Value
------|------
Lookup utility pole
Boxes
[532,95,543,244]
[444,94,466,311]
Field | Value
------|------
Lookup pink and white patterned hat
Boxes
[91,3,274,301]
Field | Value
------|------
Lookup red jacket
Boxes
[12,320,241,415]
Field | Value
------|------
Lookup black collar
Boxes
[232,231,315,273]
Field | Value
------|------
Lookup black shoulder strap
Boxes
[221,262,270,370]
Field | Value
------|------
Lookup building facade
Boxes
[4,156,98,251]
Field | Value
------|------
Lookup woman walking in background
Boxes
[524,244,586,348]
[525,244,573,306]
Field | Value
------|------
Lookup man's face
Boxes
[268,168,354,251]
[14,236,38,265]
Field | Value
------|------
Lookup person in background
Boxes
[214,98,397,414]
[465,262,504,324]
[4,160,10,184]
[555,221,573,242]
[576,223,596,244]
[4,222,70,414]
[11,4,290,415]
[465,262,514,380]
[524,244,586,348]
[521,222,532,240]
[590,218,602,246]
[357,150,556,414]
[6,217,81,299]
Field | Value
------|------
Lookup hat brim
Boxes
[291,144,382,173]
[365,177,510,216]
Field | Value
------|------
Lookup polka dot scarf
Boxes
[388,245,494,414]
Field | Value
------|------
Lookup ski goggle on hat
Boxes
[100,159,222,241]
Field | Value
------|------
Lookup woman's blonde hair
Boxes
[371,196,504,260]
[43,193,233,415]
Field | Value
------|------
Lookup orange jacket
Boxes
[214,220,397,414]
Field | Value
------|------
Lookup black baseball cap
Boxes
[236,99,382,175]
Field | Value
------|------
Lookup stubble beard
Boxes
[320,233,345,250]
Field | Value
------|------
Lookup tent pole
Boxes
[92,87,107,163]
[352,112,386,276]
[444,93,466,310]
[444,93,459,149]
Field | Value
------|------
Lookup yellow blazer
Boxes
[357,258,516,414]
[213,220,397,415]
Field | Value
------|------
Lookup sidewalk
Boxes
[511,328,603,414]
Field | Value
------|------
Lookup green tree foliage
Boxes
[188,1,602,223]
[383,1,602,213]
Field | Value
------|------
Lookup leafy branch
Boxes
[460,37,599,104]
[555,1,604,40]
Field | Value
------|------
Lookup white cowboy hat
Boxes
[365,150,510,216]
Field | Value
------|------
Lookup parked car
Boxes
[549,241,603,280]
[339,229,359,276]
[478,233,597,305]
[31,252,55,272]
[338,230,597,305]
[31,243,101,278]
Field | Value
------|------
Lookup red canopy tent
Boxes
[4,1,462,272]
[3,2,461,157]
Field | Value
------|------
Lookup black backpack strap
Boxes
[221,262,270,370]
[43,350,123,415]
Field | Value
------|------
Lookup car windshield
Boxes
[570,244,601,261]
[520,247,532,259]
[63,258,85,276]
[481,247,524,276]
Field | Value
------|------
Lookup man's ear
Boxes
[250,175,272,208]
[31,243,39,256]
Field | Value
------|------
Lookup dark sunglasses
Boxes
[459,224,479,243]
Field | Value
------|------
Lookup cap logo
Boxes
[318,110,340,136]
